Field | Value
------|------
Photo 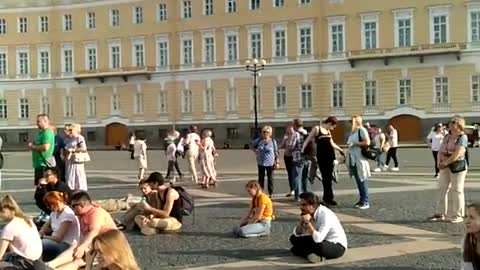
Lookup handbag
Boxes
[358,129,377,160]
[449,159,467,173]
[73,152,91,163]
[40,152,56,168]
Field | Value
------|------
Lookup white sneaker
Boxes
[449,217,464,224]
[307,253,323,264]
[391,167,399,171]
[373,168,381,172]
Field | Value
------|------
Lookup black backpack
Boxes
[170,185,194,216]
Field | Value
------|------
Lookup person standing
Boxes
[133,133,147,180]
[63,123,88,191]
[128,133,135,160]
[53,126,66,182]
[184,125,201,183]
[373,128,387,172]
[198,129,217,188]
[385,124,399,171]
[302,116,344,206]
[280,123,295,197]
[165,137,178,182]
[252,126,279,197]
[427,124,445,178]
[347,115,371,209]
[29,114,55,186]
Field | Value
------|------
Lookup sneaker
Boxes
[285,191,294,197]
[140,227,158,236]
[358,203,370,210]
[449,217,464,224]
[434,174,439,179]
[373,168,381,172]
[307,253,323,264]
[391,167,399,171]
[427,214,445,221]
[353,202,362,208]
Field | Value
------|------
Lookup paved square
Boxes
[1,148,477,269]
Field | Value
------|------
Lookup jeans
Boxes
[258,165,274,195]
[435,168,467,219]
[432,151,439,175]
[284,156,295,192]
[42,239,70,262]
[386,147,398,167]
[234,220,271,238]
[293,161,307,200]
[375,149,385,168]
[351,165,369,204]
[290,235,346,259]
[166,159,183,179]
[318,160,335,204]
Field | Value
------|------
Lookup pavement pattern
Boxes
[1,148,478,269]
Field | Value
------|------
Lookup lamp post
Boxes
[245,58,267,138]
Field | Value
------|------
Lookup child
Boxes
[0,195,42,268]
[133,133,147,180]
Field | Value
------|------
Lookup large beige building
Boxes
[0,0,479,146]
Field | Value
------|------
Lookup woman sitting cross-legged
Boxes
[0,195,43,269]
[234,180,274,238]
[39,191,80,262]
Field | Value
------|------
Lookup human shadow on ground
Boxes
[162,248,291,260]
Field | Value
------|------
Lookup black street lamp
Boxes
[245,58,267,138]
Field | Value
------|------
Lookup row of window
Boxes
[1,75,479,120]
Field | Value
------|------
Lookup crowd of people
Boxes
[0,113,477,269]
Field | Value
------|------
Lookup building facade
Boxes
[0,0,479,147]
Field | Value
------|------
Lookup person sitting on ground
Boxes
[115,174,161,231]
[0,195,42,269]
[234,180,274,238]
[34,191,117,270]
[34,167,74,226]
[87,230,140,270]
[134,172,183,235]
[463,202,480,270]
[39,191,80,262]
[290,192,347,264]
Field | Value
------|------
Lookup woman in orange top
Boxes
[234,180,273,238]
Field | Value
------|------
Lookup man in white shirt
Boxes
[385,125,399,171]
[184,125,201,183]
[290,192,347,263]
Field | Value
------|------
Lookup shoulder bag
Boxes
[358,129,377,160]
[449,135,467,173]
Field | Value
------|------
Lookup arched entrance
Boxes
[389,115,422,142]
[331,121,346,144]
[105,123,128,146]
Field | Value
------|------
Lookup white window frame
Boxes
[87,91,97,118]
[0,99,7,119]
[274,85,287,111]
[182,89,193,113]
[248,25,263,59]
[86,12,96,29]
[472,75,480,103]
[40,94,50,115]
[226,87,238,112]
[108,40,122,69]
[18,17,28,33]
[204,0,214,16]
[398,78,412,105]
[84,42,98,71]
[63,14,72,31]
[429,6,450,44]
[327,16,346,56]
[202,30,216,66]
[467,2,480,43]
[156,34,169,70]
[158,90,168,114]
[61,43,74,75]
[157,3,168,22]
[273,0,285,7]
[110,9,120,27]
[226,0,237,13]
[300,83,312,110]
[133,6,144,24]
[271,23,287,62]
[296,20,314,59]
[182,0,192,19]
[0,47,8,77]
[0,19,6,34]
[434,76,449,104]
[131,37,145,67]
[331,81,344,108]
[361,13,379,50]
[16,47,29,77]
[37,45,51,77]
[111,91,121,115]
[250,0,261,10]
[180,32,194,67]
[39,16,48,33]
[364,80,377,106]
[18,97,29,120]
[64,95,74,118]
[134,90,144,115]
[393,9,414,48]
[299,0,311,5]
[203,88,215,113]
[224,28,239,64]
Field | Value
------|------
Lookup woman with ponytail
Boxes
[0,195,42,269]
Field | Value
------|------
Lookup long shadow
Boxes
[162,248,291,260]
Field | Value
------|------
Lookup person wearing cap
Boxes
[427,123,445,178]
[302,116,344,207]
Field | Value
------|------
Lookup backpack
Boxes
[170,185,194,216]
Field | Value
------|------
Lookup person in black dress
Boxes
[302,116,344,206]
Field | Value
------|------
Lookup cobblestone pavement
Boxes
[0,149,477,269]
